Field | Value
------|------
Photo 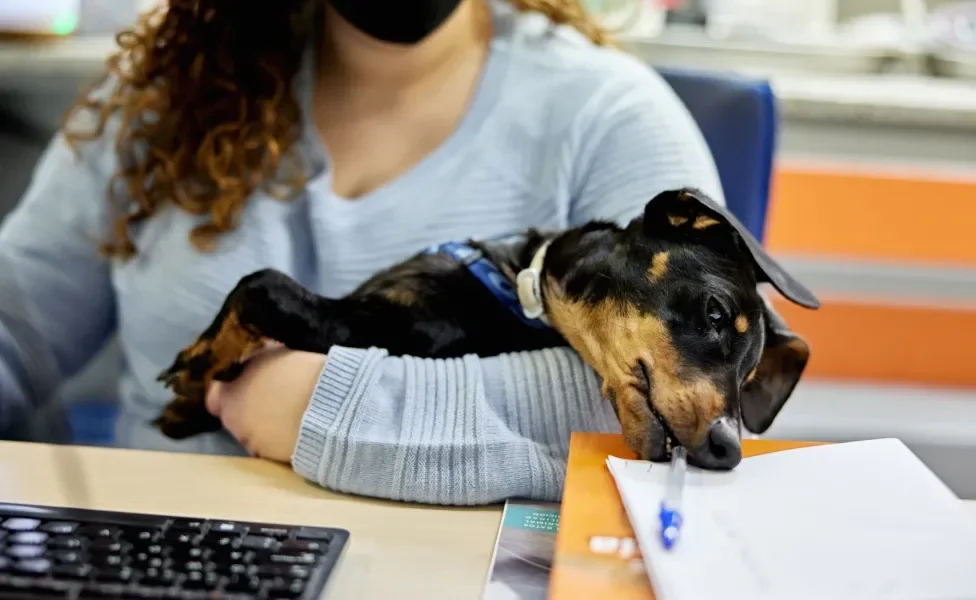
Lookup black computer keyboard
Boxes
[0,502,349,599]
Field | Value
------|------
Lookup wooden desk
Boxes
[0,441,502,600]
[1,440,974,600]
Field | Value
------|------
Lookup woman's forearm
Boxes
[292,345,620,505]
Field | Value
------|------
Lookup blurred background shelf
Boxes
[622,25,915,76]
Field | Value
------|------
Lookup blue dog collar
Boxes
[426,239,551,330]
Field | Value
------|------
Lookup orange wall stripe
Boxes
[766,165,976,266]
[772,296,976,388]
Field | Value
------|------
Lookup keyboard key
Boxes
[163,531,196,545]
[0,577,33,593]
[90,539,131,554]
[131,552,165,569]
[169,545,209,561]
[140,567,179,587]
[182,560,207,572]
[6,545,46,559]
[92,566,133,582]
[78,525,122,539]
[2,518,40,532]
[8,531,47,545]
[79,583,126,598]
[215,562,249,576]
[255,564,311,579]
[250,525,292,539]
[210,549,248,565]
[296,527,334,541]
[168,519,205,532]
[0,576,71,597]
[202,533,237,549]
[122,529,158,544]
[0,556,9,571]
[182,570,220,590]
[225,574,261,594]
[50,550,85,564]
[267,578,307,599]
[14,557,52,574]
[51,563,92,579]
[279,539,328,553]
[120,590,170,600]
[40,521,79,535]
[239,535,279,551]
[210,522,247,536]
[267,552,317,566]
[28,577,72,593]
[48,536,85,549]
[91,554,126,567]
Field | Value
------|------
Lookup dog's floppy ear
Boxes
[642,188,820,309]
[740,296,810,433]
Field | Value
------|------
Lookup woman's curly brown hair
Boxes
[64,0,612,259]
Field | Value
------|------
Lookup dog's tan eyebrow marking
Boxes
[668,214,689,226]
[735,314,749,333]
[692,215,720,230]
[648,251,669,282]
[746,367,758,383]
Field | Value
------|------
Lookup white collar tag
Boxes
[516,241,552,324]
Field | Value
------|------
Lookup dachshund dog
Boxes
[154,188,819,470]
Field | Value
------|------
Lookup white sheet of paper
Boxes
[607,439,976,600]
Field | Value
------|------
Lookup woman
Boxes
[0,0,722,504]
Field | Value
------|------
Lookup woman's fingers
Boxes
[204,340,279,417]
[205,381,225,417]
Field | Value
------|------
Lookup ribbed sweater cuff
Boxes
[292,346,387,483]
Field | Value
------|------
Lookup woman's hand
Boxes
[205,344,326,463]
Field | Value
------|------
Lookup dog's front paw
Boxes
[153,396,222,440]
[158,343,210,394]
[154,313,266,440]
[154,338,224,440]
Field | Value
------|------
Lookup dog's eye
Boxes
[706,297,728,329]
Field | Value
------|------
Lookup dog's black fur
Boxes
[154,188,819,469]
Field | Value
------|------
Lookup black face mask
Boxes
[329,0,465,44]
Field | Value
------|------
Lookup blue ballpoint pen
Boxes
[658,445,687,550]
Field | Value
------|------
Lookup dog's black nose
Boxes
[693,417,742,470]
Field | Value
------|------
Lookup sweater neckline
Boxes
[292,1,519,216]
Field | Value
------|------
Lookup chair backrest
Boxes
[657,67,778,242]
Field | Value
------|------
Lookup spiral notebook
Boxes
[608,439,976,600]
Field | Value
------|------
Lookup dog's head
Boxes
[542,188,819,469]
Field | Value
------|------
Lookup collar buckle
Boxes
[516,241,552,324]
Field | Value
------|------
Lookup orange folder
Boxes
[549,433,824,600]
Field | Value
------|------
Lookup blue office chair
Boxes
[657,67,778,242]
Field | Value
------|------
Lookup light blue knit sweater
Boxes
[0,2,723,505]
